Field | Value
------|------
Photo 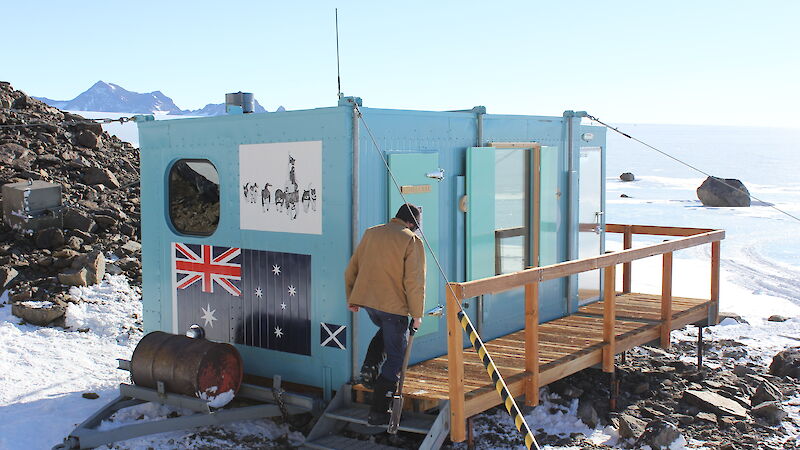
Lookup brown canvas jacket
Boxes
[344,218,426,318]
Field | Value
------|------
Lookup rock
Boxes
[66,236,83,250]
[93,214,117,229]
[58,268,88,287]
[63,208,97,233]
[683,389,748,419]
[11,300,65,326]
[618,413,647,439]
[76,130,100,149]
[751,401,787,425]
[696,176,751,207]
[632,381,650,395]
[767,315,789,322]
[751,380,783,405]
[83,167,120,189]
[119,222,137,237]
[769,347,800,379]
[116,240,142,256]
[72,250,105,285]
[106,263,124,276]
[695,412,717,424]
[12,94,29,109]
[0,266,19,292]
[635,420,682,450]
[620,172,635,182]
[717,311,748,324]
[34,228,65,249]
[620,193,631,198]
[733,364,757,377]
[82,392,99,400]
[577,399,599,428]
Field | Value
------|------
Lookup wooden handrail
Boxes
[457,229,724,299]
[445,224,724,442]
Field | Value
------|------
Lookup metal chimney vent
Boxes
[225,92,255,114]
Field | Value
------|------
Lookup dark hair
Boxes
[395,203,421,229]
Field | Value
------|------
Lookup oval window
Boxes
[168,159,220,235]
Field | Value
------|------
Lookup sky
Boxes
[3,1,798,127]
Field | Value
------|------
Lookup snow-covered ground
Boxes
[0,122,799,449]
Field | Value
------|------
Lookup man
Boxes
[345,203,426,425]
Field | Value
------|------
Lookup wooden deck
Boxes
[356,292,712,418]
[355,224,723,443]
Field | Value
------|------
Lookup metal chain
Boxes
[586,113,800,224]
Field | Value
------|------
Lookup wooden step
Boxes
[324,404,436,435]
[304,434,402,450]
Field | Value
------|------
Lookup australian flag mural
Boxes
[174,243,312,356]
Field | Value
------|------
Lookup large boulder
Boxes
[617,413,647,440]
[58,267,88,287]
[71,250,105,285]
[1,266,19,292]
[751,401,787,425]
[620,172,635,182]
[751,380,783,406]
[696,176,751,207]
[76,130,100,149]
[769,347,800,379]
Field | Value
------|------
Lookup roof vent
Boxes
[225,92,255,114]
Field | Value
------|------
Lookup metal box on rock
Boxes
[2,180,63,233]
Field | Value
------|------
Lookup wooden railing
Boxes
[445,224,724,442]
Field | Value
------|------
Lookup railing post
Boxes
[524,282,540,406]
[711,241,721,324]
[622,225,633,293]
[661,251,673,348]
[446,283,466,443]
[602,264,616,373]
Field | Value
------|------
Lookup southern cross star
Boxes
[254,287,263,298]
[274,326,283,338]
[288,285,296,296]
[272,265,281,276]
[201,303,217,328]
[280,302,287,310]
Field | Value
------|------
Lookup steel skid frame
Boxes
[56,360,315,449]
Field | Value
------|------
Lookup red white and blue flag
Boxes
[173,243,311,356]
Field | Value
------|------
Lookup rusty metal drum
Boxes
[130,331,243,403]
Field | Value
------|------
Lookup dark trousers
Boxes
[363,307,409,383]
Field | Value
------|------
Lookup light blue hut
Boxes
[135,96,607,399]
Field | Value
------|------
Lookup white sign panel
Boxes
[239,141,322,234]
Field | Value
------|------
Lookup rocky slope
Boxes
[0,81,142,325]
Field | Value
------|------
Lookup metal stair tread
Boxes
[324,404,436,434]
[304,434,402,450]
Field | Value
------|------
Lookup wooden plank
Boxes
[711,241,721,325]
[457,230,725,298]
[623,225,633,293]
[446,283,466,443]
[602,265,616,373]
[524,282,539,406]
[661,252,673,348]
[605,223,715,236]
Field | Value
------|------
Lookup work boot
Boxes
[368,376,395,426]
[356,363,380,389]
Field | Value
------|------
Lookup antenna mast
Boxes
[335,8,343,99]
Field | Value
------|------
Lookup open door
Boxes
[578,146,604,303]
[387,152,440,336]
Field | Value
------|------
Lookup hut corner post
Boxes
[602,265,616,373]
[524,282,540,406]
[447,283,466,442]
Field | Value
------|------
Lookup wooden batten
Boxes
[711,241,721,324]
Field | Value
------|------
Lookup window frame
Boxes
[167,158,221,237]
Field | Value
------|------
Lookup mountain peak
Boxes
[36,82,269,116]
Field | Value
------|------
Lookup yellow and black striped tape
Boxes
[457,310,540,450]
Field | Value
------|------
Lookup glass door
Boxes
[578,146,604,303]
